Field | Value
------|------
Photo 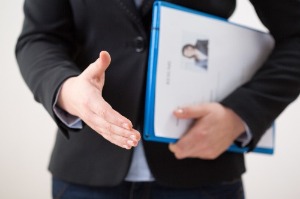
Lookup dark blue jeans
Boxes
[52,178,244,199]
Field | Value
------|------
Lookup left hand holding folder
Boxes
[169,103,245,160]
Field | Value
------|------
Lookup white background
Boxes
[0,0,299,198]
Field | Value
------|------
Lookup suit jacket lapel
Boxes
[140,0,155,17]
[140,0,178,17]
[113,0,142,25]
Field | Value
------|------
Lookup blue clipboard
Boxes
[143,1,275,155]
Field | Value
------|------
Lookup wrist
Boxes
[57,77,77,116]
[225,107,246,139]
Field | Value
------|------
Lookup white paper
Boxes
[153,4,274,152]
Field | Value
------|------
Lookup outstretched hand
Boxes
[57,51,140,149]
[169,103,245,160]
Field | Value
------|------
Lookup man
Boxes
[16,0,300,198]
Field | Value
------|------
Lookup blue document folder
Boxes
[144,1,275,154]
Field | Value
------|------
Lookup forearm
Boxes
[222,0,300,150]
[15,0,81,135]
[53,84,83,129]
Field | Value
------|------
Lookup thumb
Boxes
[82,51,111,80]
[173,104,210,119]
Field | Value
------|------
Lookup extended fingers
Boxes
[100,123,140,149]
[90,101,140,148]
[86,112,140,149]
[80,95,140,149]
[91,99,133,131]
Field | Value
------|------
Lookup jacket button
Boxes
[134,36,145,52]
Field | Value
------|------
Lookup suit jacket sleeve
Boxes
[15,0,81,137]
[221,0,300,150]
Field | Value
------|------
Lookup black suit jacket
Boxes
[16,0,300,187]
